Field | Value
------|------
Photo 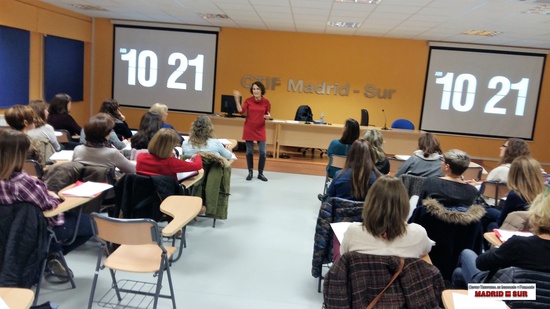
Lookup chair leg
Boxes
[318,274,323,293]
[212,218,216,228]
[164,256,177,309]
[109,268,122,301]
[88,243,104,309]
[153,255,167,309]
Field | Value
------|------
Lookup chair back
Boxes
[55,129,71,143]
[399,174,426,198]
[360,109,369,126]
[91,213,159,246]
[488,267,550,307]
[330,155,346,170]
[391,119,415,130]
[480,181,510,207]
[462,166,483,181]
[294,105,313,122]
[23,160,43,179]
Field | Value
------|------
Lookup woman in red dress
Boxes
[233,81,271,181]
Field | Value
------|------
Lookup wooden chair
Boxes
[322,155,346,195]
[480,180,510,208]
[55,129,71,143]
[88,196,201,309]
[23,159,43,179]
[462,166,483,181]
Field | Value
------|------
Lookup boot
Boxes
[246,154,254,181]
[258,156,267,181]
[246,170,253,181]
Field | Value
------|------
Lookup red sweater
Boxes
[136,153,202,181]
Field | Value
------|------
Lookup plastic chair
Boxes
[88,196,202,309]
[322,155,346,195]
[462,166,483,181]
[23,159,44,179]
[480,180,510,208]
[391,119,415,130]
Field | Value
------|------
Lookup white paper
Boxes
[62,182,113,197]
[452,292,506,309]
[394,155,411,160]
[49,150,74,161]
[177,171,199,181]
[218,138,231,145]
[0,297,9,309]
[330,222,353,244]
[54,131,62,136]
[494,229,533,242]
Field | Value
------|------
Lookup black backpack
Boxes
[294,105,313,122]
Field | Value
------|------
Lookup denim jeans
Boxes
[51,212,93,255]
[452,249,489,288]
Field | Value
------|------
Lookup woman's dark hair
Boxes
[131,111,163,150]
[340,118,360,144]
[99,99,122,120]
[49,93,72,115]
[249,81,266,96]
[418,132,442,158]
[342,139,377,200]
[5,105,35,131]
[29,99,48,127]
[500,138,530,165]
[84,113,114,143]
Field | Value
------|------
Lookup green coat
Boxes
[192,152,231,220]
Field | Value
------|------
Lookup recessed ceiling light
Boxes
[199,13,230,20]
[69,4,108,11]
[523,5,550,14]
[327,21,362,28]
[334,0,382,3]
[463,30,501,36]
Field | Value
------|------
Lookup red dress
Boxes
[136,153,203,181]
[241,96,271,141]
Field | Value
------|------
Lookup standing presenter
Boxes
[233,81,271,181]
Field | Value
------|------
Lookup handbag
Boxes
[366,258,405,309]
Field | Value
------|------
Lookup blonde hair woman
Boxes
[340,175,432,258]
[182,116,233,159]
[149,103,183,143]
[363,129,389,174]
[136,128,202,181]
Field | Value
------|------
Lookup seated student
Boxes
[136,128,203,181]
[0,129,92,282]
[46,93,81,137]
[27,99,62,152]
[182,115,233,160]
[99,98,133,141]
[4,104,55,166]
[72,113,135,174]
[395,132,444,178]
[362,129,390,175]
[326,118,360,178]
[452,188,550,288]
[149,102,184,143]
[131,111,163,150]
[326,139,379,202]
[79,125,127,150]
[341,175,433,258]
[490,156,545,228]
[417,149,479,207]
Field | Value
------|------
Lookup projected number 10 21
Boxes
[119,48,204,91]
[435,72,529,116]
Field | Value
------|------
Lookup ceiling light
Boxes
[199,13,230,20]
[334,0,382,3]
[523,5,550,14]
[327,21,362,28]
[69,4,108,11]
[463,30,501,36]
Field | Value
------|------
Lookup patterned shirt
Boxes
[0,172,64,227]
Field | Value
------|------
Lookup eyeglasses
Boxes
[501,144,508,148]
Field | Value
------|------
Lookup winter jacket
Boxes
[191,152,231,220]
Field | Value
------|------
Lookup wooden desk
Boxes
[0,287,34,309]
[180,168,204,190]
[43,184,96,217]
[209,116,277,146]
[484,232,503,247]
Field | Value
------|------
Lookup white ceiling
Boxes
[41,0,550,49]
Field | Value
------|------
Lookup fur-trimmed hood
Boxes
[421,198,486,225]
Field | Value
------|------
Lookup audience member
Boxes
[326,139,380,201]
[149,102,183,143]
[99,99,133,141]
[326,118,360,178]
[4,104,54,166]
[130,111,163,150]
[0,129,92,282]
[27,99,62,151]
[340,175,433,258]
[72,113,135,174]
[395,132,443,177]
[136,128,202,181]
[182,115,233,159]
[452,188,550,288]
[47,93,81,136]
[79,114,128,151]
[363,129,390,175]
[233,81,272,181]
[417,149,479,207]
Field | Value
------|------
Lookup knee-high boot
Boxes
[246,154,254,180]
[257,156,267,181]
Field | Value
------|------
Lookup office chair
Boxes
[360,109,369,126]
[391,119,415,130]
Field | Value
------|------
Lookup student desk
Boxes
[0,288,34,309]
[209,116,423,158]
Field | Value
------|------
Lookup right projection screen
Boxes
[420,46,546,140]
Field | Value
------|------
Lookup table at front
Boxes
[210,116,423,158]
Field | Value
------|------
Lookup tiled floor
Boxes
[36,168,326,308]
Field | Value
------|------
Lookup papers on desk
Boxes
[54,131,63,137]
[0,297,7,309]
[452,292,506,309]
[62,181,113,198]
[218,138,231,145]
[177,170,199,182]
[394,154,411,160]
[330,222,353,244]
[49,150,74,161]
[493,229,533,242]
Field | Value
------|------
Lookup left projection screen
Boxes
[113,25,218,113]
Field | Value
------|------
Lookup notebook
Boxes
[493,229,533,242]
